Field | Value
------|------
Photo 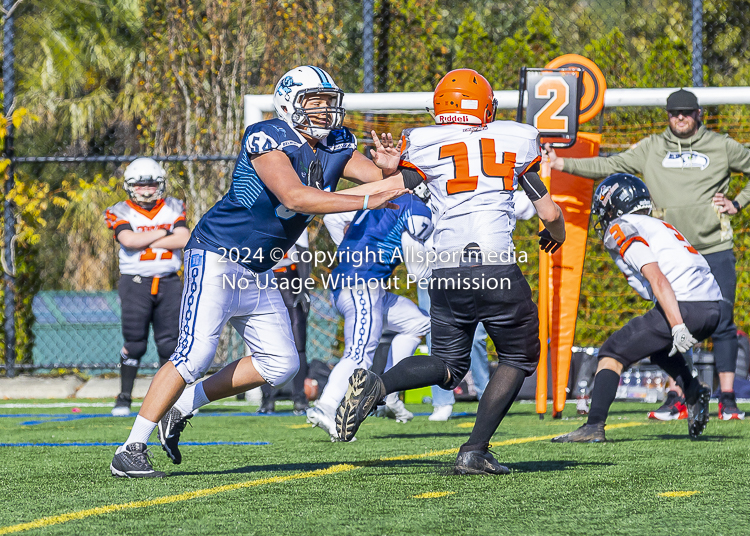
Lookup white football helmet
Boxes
[273,66,345,139]
[123,157,166,206]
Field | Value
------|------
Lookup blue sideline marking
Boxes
[0,441,270,447]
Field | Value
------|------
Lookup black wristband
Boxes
[732,200,742,212]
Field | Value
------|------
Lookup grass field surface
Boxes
[1,399,748,535]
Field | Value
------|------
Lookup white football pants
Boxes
[170,249,299,387]
[315,285,430,415]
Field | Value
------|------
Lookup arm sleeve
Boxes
[517,171,548,201]
[725,137,750,208]
[562,138,651,178]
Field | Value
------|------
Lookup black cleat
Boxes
[551,422,606,443]
[157,407,193,464]
[111,393,132,417]
[110,442,165,478]
[454,449,510,475]
[687,384,710,439]
[257,399,275,414]
[336,369,385,442]
[293,400,309,416]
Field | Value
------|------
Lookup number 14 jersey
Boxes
[399,121,540,261]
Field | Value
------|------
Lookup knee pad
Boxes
[156,340,177,361]
[253,352,300,388]
[122,341,147,365]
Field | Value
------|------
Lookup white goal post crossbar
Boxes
[244,86,750,128]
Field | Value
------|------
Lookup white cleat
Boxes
[307,405,355,442]
[111,405,131,417]
[384,394,413,423]
[428,404,453,421]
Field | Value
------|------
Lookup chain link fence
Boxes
[1,0,749,373]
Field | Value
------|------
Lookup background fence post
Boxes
[692,0,704,87]
[3,0,17,378]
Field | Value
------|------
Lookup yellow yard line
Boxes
[0,422,647,534]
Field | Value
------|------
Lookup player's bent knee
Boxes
[123,341,147,362]
[443,360,469,390]
[597,357,624,375]
[253,353,300,388]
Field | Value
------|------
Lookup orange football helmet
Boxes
[433,69,497,125]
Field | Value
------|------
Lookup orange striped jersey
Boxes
[104,197,187,277]
[399,121,540,264]
[604,214,721,302]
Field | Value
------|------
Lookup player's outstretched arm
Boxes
[253,151,405,213]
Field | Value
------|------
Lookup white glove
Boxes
[669,323,697,356]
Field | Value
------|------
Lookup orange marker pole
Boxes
[536,158,552,418]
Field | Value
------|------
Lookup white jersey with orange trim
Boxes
[105,197,187,277]
[603,214,722,302]
[399,121,541,265]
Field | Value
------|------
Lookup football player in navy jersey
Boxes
[110,66,408,478]
[305,193,433,440]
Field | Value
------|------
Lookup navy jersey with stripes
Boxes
[331,193,432,286]
[187,118,356,272]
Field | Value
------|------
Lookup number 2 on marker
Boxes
[439,139,516,195]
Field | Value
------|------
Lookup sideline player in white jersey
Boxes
[334,69,567,475]
[105,158,191,416]
[553,174,721,443]
[305,193,432,440]
[109,65,408,478]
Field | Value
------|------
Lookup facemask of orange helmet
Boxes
[433,69,497,126]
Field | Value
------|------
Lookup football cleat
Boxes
[454,449,510,476]
[336,369,386,442]
[384,394,413,423]
[157,407,193,464]
[257,399,275,415]
[110,443,165,478]
[551,422,606,443]
[111,393,132,417]
[686,384,710,439]
[293,400,310,417]
[647,390,688,421]
[429,404,453,422]
[306,405,342,442]
[718,392,745,421]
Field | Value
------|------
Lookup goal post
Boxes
[245,87,750,128]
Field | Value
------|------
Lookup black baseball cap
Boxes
[666,89,699,112]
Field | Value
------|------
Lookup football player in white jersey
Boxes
[553,174,721,443]
[105,158,191,416]
[334,69,567,475]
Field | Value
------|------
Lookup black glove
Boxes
[308,159,324,190]
[293,290,311,315]
[538,229,563,253]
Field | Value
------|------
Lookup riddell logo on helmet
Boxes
[435,113,478,124]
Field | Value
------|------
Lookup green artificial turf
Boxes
[0,400,748,536]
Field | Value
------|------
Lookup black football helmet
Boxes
[592,173,652,237]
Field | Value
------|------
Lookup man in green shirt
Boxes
[547,89,750,420]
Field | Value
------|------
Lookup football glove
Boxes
[538,229,563,253]
[669,323,697,356]
[293,290,311,315]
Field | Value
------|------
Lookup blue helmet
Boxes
[592,173,652,237]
